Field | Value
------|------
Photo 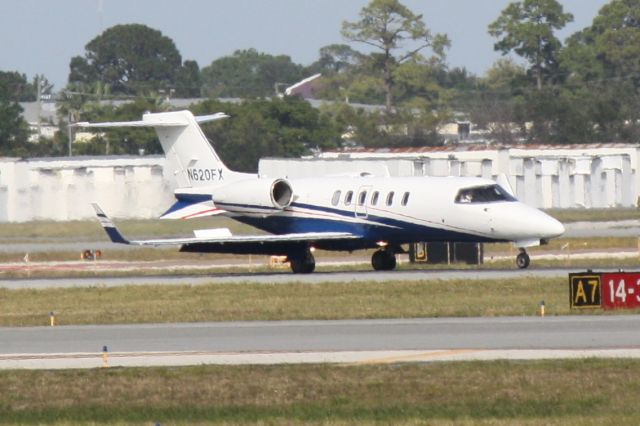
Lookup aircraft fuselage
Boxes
[213,175,564,252]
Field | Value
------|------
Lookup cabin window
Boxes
[455,184,516,204]
[358,190,367,206]
[344,190,353,206]
[371,191,379,206]
[331,190,341,206]
[386,191,395,206]
[401,192,410,206]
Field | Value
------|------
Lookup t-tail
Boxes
[74,110,253,219]
[75,110,250,188]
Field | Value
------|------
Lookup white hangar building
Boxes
[260,144,640,210]
[0,143,637,222]
[0,156,173,222]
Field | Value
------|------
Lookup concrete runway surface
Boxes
[2,316,639,369]
[0,266,635,289]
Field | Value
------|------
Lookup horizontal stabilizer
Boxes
[73,112,229,129]
[75,110,246,190]
[72,119,187,128]
[196,113,230,124]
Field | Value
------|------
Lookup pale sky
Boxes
[1,0,611,90]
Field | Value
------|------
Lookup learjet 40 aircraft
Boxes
[77,110,565,273]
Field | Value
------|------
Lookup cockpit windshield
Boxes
[455,184,516,204]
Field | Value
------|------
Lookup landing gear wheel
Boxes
[289,251,315,274]
[516,250,530,269]
[371,249,397,271]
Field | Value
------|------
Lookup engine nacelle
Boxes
[212,178,294,212]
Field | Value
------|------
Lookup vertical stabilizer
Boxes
[74,110,252,189]
[144,110,248,188]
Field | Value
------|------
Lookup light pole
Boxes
[36,76,44,138]
[67,111,74,157]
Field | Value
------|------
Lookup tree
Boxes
[0,71,46,102]
[0,71,29,100]
[190,97,341,172]
[200,49,303,98]
[308,44,379,104]
[341,0,449,112]
[175,60,201,98]
[562,0,640,87]
[0,71,30,155]
[483,58,528,90]
[559,0,640,142]
[489,0,573,90]
[307,44,364,75]
[68,24,184,95]
[462,59,528,144]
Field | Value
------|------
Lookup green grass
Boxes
[0,247,246,263]
[0,216,259,242]
[488,236,639,254]
[546,208,640,223]
[1,278,620,327]
[2,360,640,424]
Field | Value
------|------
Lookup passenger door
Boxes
[355,186,372,219]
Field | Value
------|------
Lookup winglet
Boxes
[91,203,130,244]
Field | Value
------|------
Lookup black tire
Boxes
[385,253,397,270]
[372,250,397,271]
[371,250,385,270]
[516,252,530,269]
[290,253,315,274]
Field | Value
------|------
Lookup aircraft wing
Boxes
[92,204,360,252]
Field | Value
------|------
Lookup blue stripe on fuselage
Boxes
[224,200,503,247]
[290,201,496,243]
[198,196,504,245]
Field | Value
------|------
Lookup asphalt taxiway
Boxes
[0,266,635,289]
[2,316,639,369]
[0,268,587,288]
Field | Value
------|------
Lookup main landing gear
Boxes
[288,248,398,273]
[371,249,397,271]
[289,249,316,274]
[516,248,530,269]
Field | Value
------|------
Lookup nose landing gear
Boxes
[516,248,530,269]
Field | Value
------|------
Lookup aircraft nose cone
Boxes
[543,216,565,239]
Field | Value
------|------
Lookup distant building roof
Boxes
[285,73,322,98]
[324,143,640,155]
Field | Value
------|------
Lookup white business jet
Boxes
[78,110,564,273]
